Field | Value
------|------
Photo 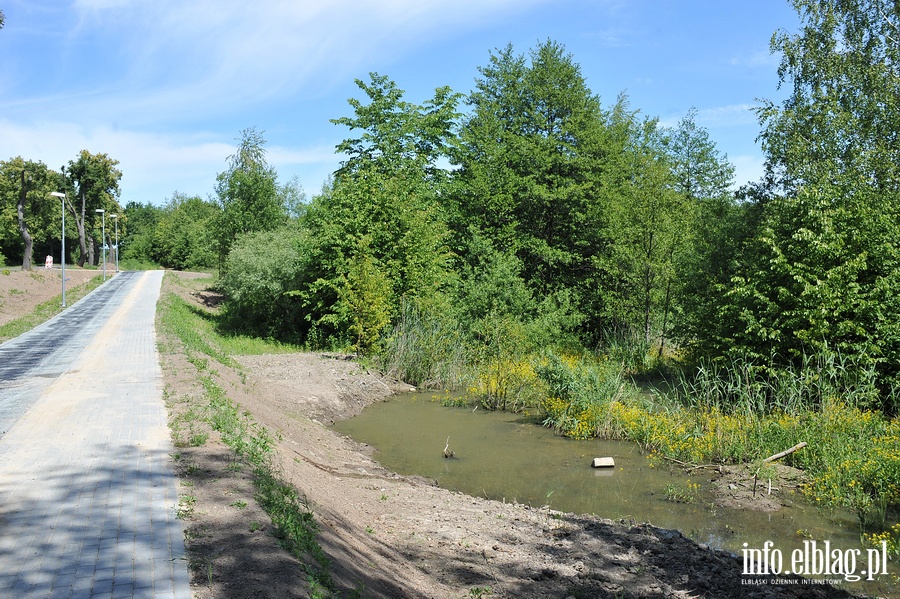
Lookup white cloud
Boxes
[695,104,759,128]
[730,49,779,69]
[56,0,548,122]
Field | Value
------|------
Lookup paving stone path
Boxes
[0,270,191,598]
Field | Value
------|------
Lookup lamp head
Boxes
[50,192,65,198]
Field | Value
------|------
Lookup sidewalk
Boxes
[0,270,191,598]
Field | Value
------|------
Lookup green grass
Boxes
[0,272,105,343]
[156,274,336,595]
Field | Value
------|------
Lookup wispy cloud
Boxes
[695,103,760,127]
[3,0,548,203]
[730,49,780,69]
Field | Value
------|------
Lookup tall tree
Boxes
[64,151,123,267]
[710,0,900,401]
[121,201,162,265]
[0,158,57,269]
[452,41,645,342]
[151,193,219,270]
[332,73,460,179]
[214,128,285,268]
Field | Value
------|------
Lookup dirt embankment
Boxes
[0,268,100,327]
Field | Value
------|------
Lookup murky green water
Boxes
[334,393,896,594]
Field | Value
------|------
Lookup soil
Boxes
[3,270,869,598]
[0,267,101,326]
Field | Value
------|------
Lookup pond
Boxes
[334,393,896,594]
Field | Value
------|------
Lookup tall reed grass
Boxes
[378,298,468,390]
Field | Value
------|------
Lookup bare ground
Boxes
[4,270,867,598]
[0,267,101,326]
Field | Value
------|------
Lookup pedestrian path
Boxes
[0,270,191,598]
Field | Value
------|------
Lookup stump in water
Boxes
[443,436,454,459]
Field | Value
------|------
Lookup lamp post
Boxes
[50,192,67,307]
[95,208,106,281]
[111,214,119,273]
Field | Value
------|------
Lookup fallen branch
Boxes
[660,456,721,470]
[762,442,807,465]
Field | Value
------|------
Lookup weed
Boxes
[230,500,248,510]
[0,273,105,343]
[663,481,700,504]
[177,494,197,519]
[157,277,338,595]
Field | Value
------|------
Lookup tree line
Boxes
[0,151,123,270]
[5,0,900,413]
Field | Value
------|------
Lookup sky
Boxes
[0,0,802,207]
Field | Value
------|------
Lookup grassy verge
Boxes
[0,272,105,343]
[156,274,336,597]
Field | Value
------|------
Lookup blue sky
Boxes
[0,0,800,206]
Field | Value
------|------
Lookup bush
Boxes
[218,225,306,341]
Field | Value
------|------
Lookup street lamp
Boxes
[95,208,106,281]
[111,214,119,273]
[50,192,67,307]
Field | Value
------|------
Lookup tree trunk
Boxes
[17,170,33,271]
[74,191,88,267]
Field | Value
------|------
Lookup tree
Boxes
[331,73,460,184]
[271,74,459,347]
[665,110,740,356]
[297,166,452,345]
[121,201,163,265]
[151,193,219,270]
[0,158,57,270]
[451,41,618,338]
[706,0,900,402]
[63,151,123,267]
[214,128,286,268]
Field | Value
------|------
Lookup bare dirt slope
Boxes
[0,267,100,326]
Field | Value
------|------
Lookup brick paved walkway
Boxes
[0,271,191,598]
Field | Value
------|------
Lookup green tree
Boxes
[708,0,900,403]
[341,247,393,354]
[297,167,452,345]
[63,150,123,267]
[151,193,219,270]
[214,128,286,267]
[331,73,460,183]
[451,41,618,341]
[0,158,58,269]
[219,224,307,340]
[664,110,739,357]
[121,201,163,265]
